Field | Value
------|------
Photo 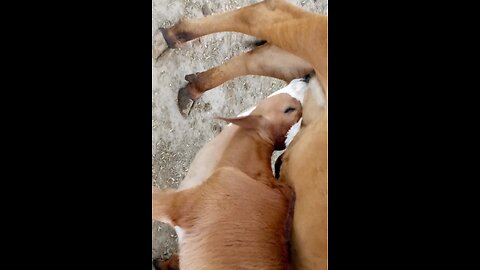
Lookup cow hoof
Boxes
[184,73,198,84]
[178,86,196,117]
[160,27,183,49]
[152,28,169,60]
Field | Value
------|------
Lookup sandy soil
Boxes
[152,0,327,266]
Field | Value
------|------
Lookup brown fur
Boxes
[182,43,312,100]
[154,1,329,268]
[154,168,295,270]
[153,94,303,270]
[178,92,304,191]
[279,75,327,270]
[155,0,327,113]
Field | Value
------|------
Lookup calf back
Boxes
[177,167,294,270]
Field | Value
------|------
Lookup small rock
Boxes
[202,4,212,16]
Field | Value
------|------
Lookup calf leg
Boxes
[178,43,312,115]
[152,186,200,229]
[152,187,176,225]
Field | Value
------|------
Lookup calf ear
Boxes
[216,115,265,130]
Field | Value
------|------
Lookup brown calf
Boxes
[178,78,308,191]
[153,93,303,270]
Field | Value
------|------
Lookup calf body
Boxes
[154,167,294,270]
[153,93,303,270]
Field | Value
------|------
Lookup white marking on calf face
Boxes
[227,79,308,138]
[268,79,308,144]
[267,78,307,105]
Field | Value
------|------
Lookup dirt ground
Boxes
[152,0,327,266]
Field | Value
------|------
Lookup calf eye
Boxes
[284,107,296,114]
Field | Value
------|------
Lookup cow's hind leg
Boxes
[159,0,307,49]
[177,43,312,115]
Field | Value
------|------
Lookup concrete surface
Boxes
[152,0,328,264]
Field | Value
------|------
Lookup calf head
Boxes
[218,93,302,150]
